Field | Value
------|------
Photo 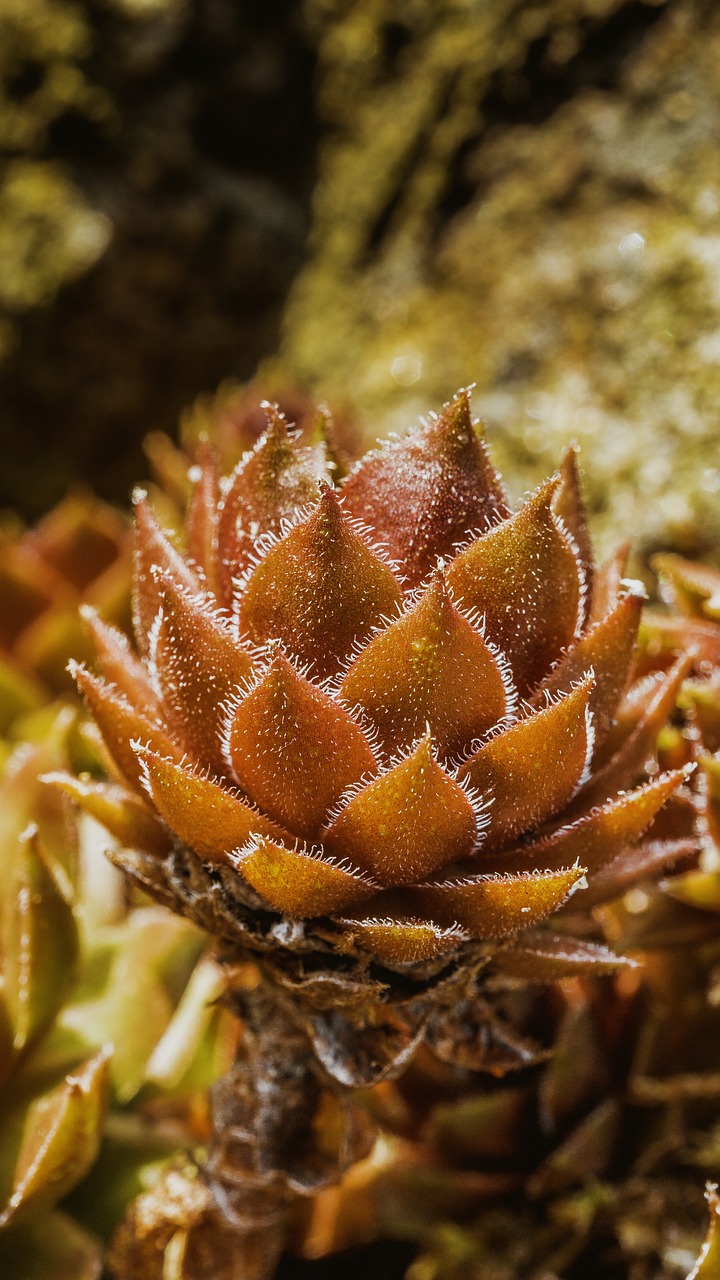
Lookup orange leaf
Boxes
[407,867,584,938]
[341,390,509,589]
[237,484,403,680]
[137,748,288,863]
[216,407,327,603]
[322,735,478,887]
[495,932,635,980]
[459,677,593,849]
[340,569,513,760]
[186,443,221,595]
[553,446,592,628]
[446,477,583,695]
[233,837,377,917]
[577,655,692,808]
[588,542,630,625]
[224,650,377,839]
[150,571,254,777]
[532,590,642,747]
[132,493,200,652]
[578,836,696,909]
[492,770,687,878]
[337,916,468,965]
[45,771,171,857]
[81,606,158,715]
[71,663,183,793]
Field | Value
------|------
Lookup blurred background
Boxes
[1,0,719,557]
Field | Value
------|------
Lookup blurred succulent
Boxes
[635,554,720,922]
[65,389,694,1274]
[300,956,720,1280]
[0,706,235,1278]
[0,489,132,746]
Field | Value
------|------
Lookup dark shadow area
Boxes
[0,0,319,518]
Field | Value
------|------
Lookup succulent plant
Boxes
[0,706,235,1278]
[67,389,693,1275]
[312,549,720,1280]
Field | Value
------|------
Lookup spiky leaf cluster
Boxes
[70,392,690,1063]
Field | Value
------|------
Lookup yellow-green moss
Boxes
[285,0,720,556]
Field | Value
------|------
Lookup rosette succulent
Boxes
[68,390,691,1274]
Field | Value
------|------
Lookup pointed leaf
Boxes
[131,492,200,652]
[216,406,328,602]
[0,1050,109,1227]
[237,484,403,679]
[233,836,377,917]
[4,827,79,1052]
[532,589,643,746]
[185,442,221,595]
[497,770,687,878]
[495,932,635,980]
[459,677,593,848]
[339,570,513,759]
[341,390,509,589]
[446,477,583,694]
[150,571,254,776]
[588,541,630,624]
[577,655,692,808]
[81,607,158,714]
[143,956,227,1091]
[44,772,171,858]
[553,446,592,626]
[407,867,584,939]
[63,909,201,1102]
[323,736,478,887]
[71,664,183,793]
[137,748,288,862]
[337,916,468,966]
[581,835,697,909]
[225,651,376,838]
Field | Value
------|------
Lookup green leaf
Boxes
[3,827,80,1053]
[144,956,229,1093]
[62,910,204,1102]
[0,1049,109,1227]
